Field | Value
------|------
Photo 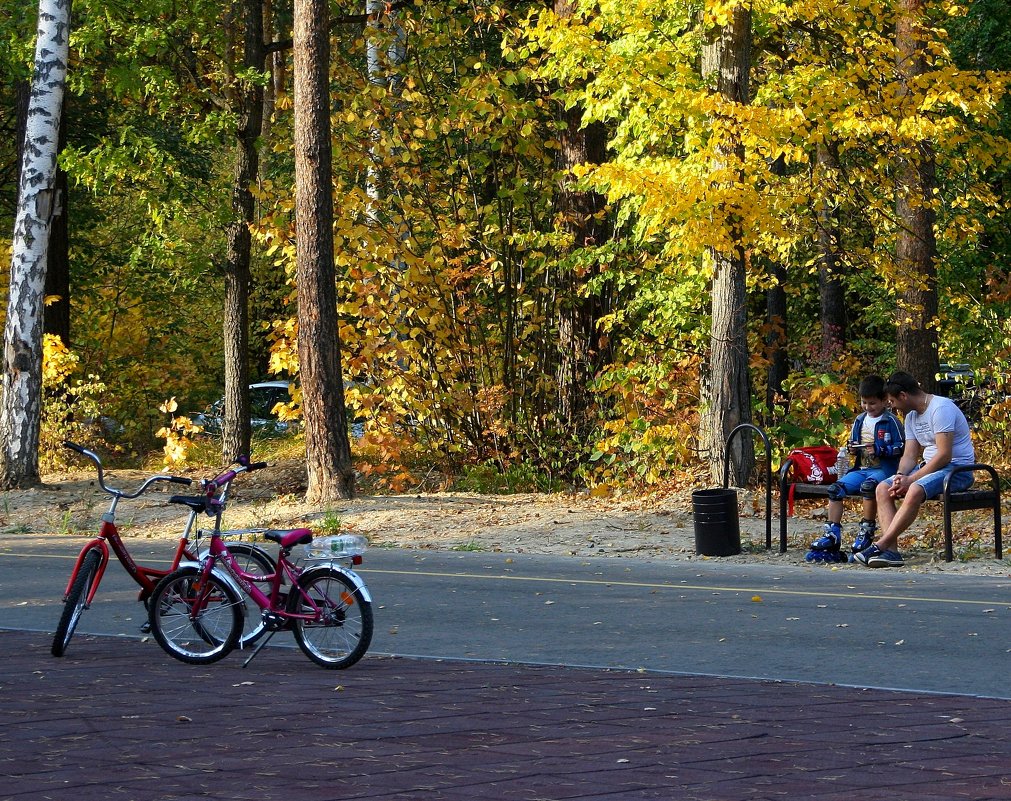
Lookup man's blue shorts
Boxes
[882,463,975,500]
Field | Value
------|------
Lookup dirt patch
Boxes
[2,459,1007,576]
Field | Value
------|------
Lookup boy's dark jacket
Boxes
[849,410,904,470]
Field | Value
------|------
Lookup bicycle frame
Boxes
[59,443,267,606]
[203,530,371,625]
[62,515,199,607]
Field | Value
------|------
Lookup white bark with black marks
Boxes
[1,0,71,489]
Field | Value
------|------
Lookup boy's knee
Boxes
[827,482,847,501]
[859,478,879,499]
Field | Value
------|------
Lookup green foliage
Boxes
[313,510,343,537]
[7,0,1011,491]
[39,336,109,472]
[454,460,565,494]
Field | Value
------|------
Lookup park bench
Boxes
[777,462,1003,562]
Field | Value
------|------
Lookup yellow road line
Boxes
[9,551,1009,607]
[363,568,1011,607]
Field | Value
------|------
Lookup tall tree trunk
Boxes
[555,107,609,439]
[222,0,266,462]
[699,4,754,485]
[895,0,939,389]
[764,153,788,413]
[765,262,788,412]
[816,141,846,354]
[1,0,71,489]
[293,0,355,502]
[553,0,610,441]
[16,78,70,345]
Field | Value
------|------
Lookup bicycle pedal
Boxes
[139,621,152,634]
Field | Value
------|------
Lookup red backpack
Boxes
[783,445,840,515]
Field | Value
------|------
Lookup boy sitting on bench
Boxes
[806,375,905,562]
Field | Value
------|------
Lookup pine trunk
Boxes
[293,0,355,502]
[222,0,266,462]
[895,0,939,389]
[1,0,72,489]
[699,5,754,486]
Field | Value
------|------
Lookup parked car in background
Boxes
[192,381,294,437]
[936,363,1011,424]
[192,380,365,438]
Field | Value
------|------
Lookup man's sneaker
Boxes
[852,520,876,553]
[810,522,842,551]
[853,544,883,566]
[867,549,904,568]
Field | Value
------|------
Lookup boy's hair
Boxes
[858,374,886,399]
[884,371,921,397]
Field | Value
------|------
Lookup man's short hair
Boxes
[884,371,921,397]
[858,375,886,399]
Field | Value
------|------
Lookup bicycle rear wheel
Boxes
[148,566,241,664]
[51,549,102,657]
[288,567,373,669]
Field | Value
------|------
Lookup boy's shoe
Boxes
[852,520,876,553]
[810,522,842,552]
[853,544,883,566]
[867,549,904,568]
[804,548,849,564]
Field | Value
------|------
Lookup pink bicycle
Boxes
[146,469,374,669]
[52,443,275,657]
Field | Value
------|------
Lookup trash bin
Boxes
[692,488,742,556]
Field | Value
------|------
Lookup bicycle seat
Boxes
[168,495,210,513]
[263,528,314,548]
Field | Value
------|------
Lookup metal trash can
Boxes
[692,488,742,556]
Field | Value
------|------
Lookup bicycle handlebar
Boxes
[202,457,268,497]
[63,440,193,499]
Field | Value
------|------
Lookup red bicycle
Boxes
[51,442,274,657]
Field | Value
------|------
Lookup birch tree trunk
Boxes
[1,0,71,489]
[700,4,754,486]
[293,0,355,502]
[895,0,939,389]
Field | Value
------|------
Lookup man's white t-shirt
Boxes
[904,396,975,465]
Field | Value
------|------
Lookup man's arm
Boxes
[912,431,954,478]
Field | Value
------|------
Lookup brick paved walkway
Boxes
[2,630,1010,800]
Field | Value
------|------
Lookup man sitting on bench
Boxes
[856,371,977,568]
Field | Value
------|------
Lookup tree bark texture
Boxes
[699,5,754,486]
[293,0,355,502]
[1,0,71,489]
[765,263,788,412]
[895,0,940,389]
[554,86,609,440]
[222,0,266,462]
[15,78,70,345]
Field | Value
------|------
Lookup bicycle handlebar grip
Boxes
[62,441,86,454]
[249,461,268,471]
[169,476,193,485]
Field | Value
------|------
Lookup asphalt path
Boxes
[2,536,1010,698]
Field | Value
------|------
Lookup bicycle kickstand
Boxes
[242,630,278,668]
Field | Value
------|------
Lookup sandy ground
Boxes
[3,459,1007,576]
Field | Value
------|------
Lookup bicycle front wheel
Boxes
[220,541,275,648]
[51,549,102,657]
[149,566,241,664]
[288,567,373,669]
